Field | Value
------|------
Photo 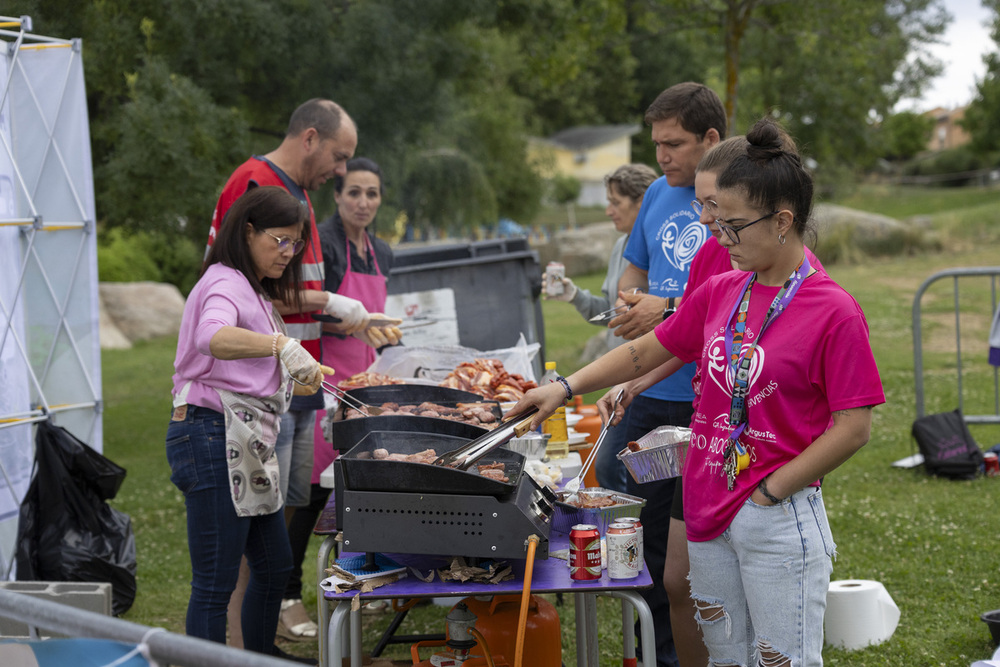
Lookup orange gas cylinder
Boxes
[571,396,603,488]
[454,595,561,667]
[571,396,602,444]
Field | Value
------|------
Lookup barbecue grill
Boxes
[333,431,555,560]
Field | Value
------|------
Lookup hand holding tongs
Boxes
[290,373,384,416]
[563,389,624,501]
[589,304,628,323]
[432,407,539,470]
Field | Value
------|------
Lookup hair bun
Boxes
[745,118,785,162]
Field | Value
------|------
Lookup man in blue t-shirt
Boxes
[607,81,726,667]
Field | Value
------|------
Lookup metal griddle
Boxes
[334,430,555,560]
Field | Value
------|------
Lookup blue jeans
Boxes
[688,487,835,666]
[276,409,316,507]
[623,395,695,667]
[166,406,293,652]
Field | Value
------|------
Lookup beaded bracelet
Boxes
[271,332,281,358]
[757,475,783,504]
[556,375,573,401]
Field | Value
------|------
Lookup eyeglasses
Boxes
[715,211,778,245]
[690,199,719,218]
[261,230,305,255]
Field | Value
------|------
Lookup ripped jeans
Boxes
[688,487,835,667]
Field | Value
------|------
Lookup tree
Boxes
[963,0,1000,153]
[880,110,934,160]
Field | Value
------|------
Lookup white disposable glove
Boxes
[542,272,578,302]
[323,292,369,334]
[279,338,322,387]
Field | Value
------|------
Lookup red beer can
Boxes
[618,517,643,571]
[985,452,999,477]
[606,522,640,580]
[569,524,601,581]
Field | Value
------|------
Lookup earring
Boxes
[778,234,786,245]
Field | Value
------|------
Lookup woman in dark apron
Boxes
[278,157,401,637]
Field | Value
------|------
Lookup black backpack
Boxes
[911,409,984,480]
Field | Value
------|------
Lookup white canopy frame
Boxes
[0,16,102,579]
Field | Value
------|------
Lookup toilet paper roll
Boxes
[824,579,900,650]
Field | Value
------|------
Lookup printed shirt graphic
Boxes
[623,176,708,401]
[655,270,885,541]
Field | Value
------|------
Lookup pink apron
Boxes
[312,234,387,483]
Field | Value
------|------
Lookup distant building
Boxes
[529,124,642,206]
[923,106,971,152]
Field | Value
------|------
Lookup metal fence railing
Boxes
[912,266,1000,425]
[0,589,292,667]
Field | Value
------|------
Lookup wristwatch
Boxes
[662,297,677,321]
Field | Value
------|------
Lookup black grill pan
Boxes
[341,385,486,405]
[329,415,489,452]
[340,431,524,496]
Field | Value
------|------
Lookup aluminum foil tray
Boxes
[551,487,646,535]
[617,425,691,484]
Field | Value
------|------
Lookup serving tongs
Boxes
[291,373,385,416]
[563,389,623,502]
[588,304,628,323]
[432,406,539,470]
[320,381,385,416]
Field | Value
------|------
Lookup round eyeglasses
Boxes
[691,199,719,218]
[262,230,305,255]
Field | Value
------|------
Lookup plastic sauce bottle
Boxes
[541,361,569,457]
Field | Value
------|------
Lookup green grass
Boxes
[103,185,1000,665]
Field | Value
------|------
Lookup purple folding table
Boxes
[317,532,655,667]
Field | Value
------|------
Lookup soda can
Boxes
[606,522,640,580]
[618,517,643,571]
[985,452,999,477]
[546,262,565,297]
[569,524,601,581]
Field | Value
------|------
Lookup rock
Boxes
[100,282,185,345]
[811,203,908,240]
[98,296,132,350]
[534,222,624,276]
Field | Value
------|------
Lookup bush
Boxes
[97,228,201,294]
[903,147,995,186]
[97,228,161,283]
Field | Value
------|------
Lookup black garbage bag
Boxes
[15,421,137,615]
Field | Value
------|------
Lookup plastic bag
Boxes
[15,421,137,615]
[366,333,541,383]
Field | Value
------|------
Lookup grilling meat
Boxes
[342,400,499,428]
[438,358,538,401]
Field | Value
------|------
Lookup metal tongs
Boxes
[588,304,628,323]
[432,406,539,470]
[563,389,624,502]
[291,374,385,416]
[320,381,384,416]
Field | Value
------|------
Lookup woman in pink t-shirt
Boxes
[167,186,325,654]
[510,118,884,666]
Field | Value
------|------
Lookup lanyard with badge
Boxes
[721,254,811,491]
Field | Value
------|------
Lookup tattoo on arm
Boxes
[628,344,642,373]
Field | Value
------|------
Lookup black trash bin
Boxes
[388,238,545,376]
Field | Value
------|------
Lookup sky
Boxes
[903,0,994,111]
